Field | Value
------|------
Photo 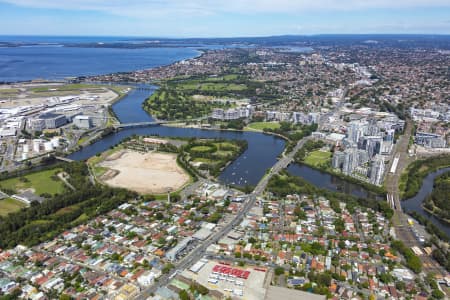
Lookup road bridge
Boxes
[113,117,207,129]
[54,156,74,163]
[113,121,165,129]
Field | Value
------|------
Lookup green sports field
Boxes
[246,122,281,131]
[0,198,27,216]
[304,150,332,167]
[0,168,65,195]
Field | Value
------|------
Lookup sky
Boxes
[0,0,449,37]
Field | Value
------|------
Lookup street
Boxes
[134,136,311,299]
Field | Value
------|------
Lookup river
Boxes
[68,86,286,187]
[287,164,384,200]
[66,72,450,236]
[70,86,389,197]
[401,167,450,236]
[68,85,391,202]
[30,41,442,234]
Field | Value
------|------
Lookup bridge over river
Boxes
[112,117,207,129]
[113,121,166,129]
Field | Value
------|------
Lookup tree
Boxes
[275,266,285,276]
[162,263,174,274]
[432,289,445,299]
[395,281,405,291]
[179,290,190,300]
[317,272,332,287]
[333,219,345,233]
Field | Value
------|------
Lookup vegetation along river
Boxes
[69,81,449,234]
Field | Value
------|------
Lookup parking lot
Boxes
[182,260,268,300]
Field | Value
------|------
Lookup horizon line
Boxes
[1,33,450,40]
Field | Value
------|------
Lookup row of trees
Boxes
[391,240,422,274]
[262,122,318,153]
[184,139,248,177]
[294,139,326,162]
[166,73,265,99]
[424,171,450,221]
[400,155,450,199]
[0,162,136,249]
[143,87,230,120]
[267,171,393,219]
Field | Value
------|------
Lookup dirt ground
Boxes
[98,150,190,194]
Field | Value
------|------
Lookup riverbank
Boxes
[299,161,386,195]
[165,122,291,142]
[293,139,386,195]
[423,205,450,225]
[399,154,450,199]
[401,166,450,237]
[421,169,450,224]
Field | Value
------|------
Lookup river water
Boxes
[287,164,384,200]
[68,87,286,187]
[68,86,450,236]
[14,38,436,235]
[73,87,387,195]
[401,167,450,236]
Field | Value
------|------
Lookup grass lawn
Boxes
[216,142,239,150]
[0,198,27,216]
[107,86,131,96]
[200,83,246,91]
[30,84,100,92]
[246,122,280,131]
[193,158,216,164]
[215,150,233,157]
[69,213,89,226]
[304,150,332,167]
[93,166,108,178]
[77,136,89,146]
[0,88,19,95]
[190,145,215,152]
[0,168,65,195]
[176,82,247,92]
[205,74,239,81]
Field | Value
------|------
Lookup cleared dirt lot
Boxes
[99,150,190,194]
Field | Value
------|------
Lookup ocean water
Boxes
[0,36,200,82]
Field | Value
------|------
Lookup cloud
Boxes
[2,0,450,18]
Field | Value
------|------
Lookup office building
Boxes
[415,132,447,148]
[73,115,92,129]
[369,155,385,185]
[38,113,67,129]
[332,151,346,169]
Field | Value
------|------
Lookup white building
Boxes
[73,115,92,129]
[0,127,16,138]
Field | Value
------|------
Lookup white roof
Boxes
[327,133,346,141]
[74,115,90,120]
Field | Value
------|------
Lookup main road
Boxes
[134,136,311,299]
